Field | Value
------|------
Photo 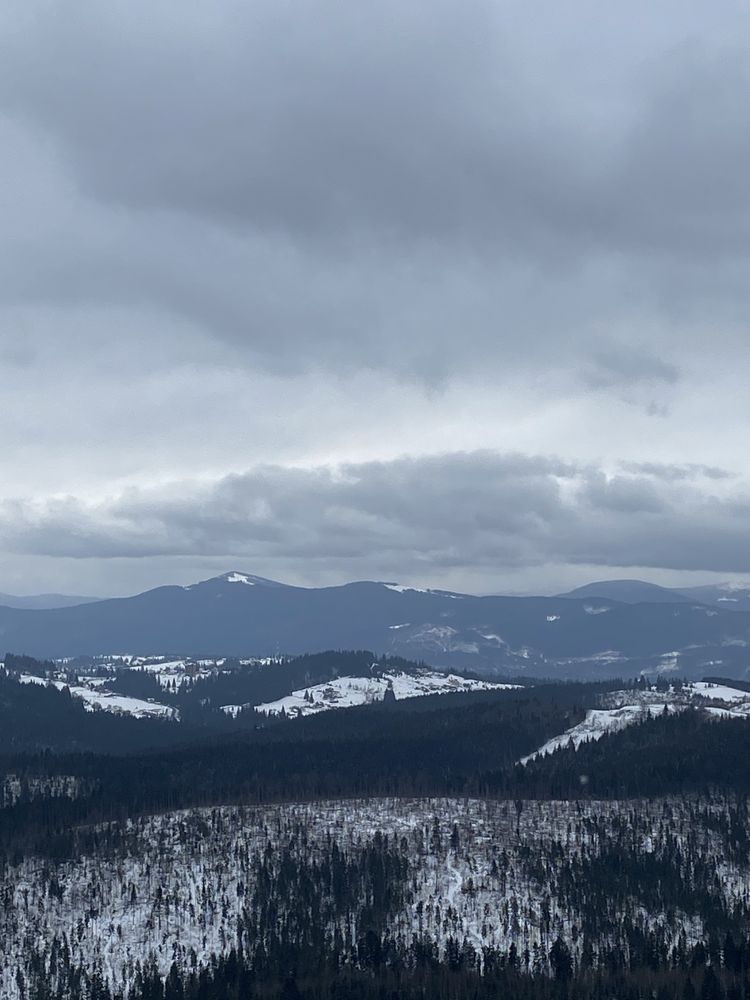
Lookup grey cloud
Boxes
[582,347,680,390]
[0,1,747,384]
[0,1,585,246]
[578,473,667,515]
[1,2,750,599]
[619,462,734,482]
[0,336,36,368]
[2,451,750,577]
[614,44,750,256]
[3,2,749,260]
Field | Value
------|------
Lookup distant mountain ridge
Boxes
[558,578,750,611]
[677,582,750,611]
[558,579,695,604]
[0,592,100,610]
[2,570,750,681]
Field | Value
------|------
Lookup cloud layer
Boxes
[0,453,746,590]
[0,1,749,593]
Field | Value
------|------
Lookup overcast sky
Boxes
[1,0,749,597]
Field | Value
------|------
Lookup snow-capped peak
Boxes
[214,571,286,588]
[225,572,256,586]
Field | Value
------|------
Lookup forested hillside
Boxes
[3,796,750,999]
[4,653,750,998]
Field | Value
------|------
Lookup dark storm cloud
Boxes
[3,0,588,244]
[0,0,749,383]
[1,451,749,576]
[3,1,749,257]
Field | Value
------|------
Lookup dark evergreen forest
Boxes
[4,652,750,999]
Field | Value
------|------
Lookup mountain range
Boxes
[558,578,750,610]
[0,591,99,610]
[2,571,750,679]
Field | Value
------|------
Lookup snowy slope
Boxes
[520,703,677,764]
[249,670,520,718]
[0,795,744,998]
[521,680,750,763]
[18,674,177,720]
[688,680,750,703]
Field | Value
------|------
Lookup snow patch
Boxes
[18,675,178,720]
[252,670,520,718]
[521,681,750,764]
[521,703,676,764]
[383,584,463,598]
[689,681,750,703]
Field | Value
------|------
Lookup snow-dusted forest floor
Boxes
[2,795,749,997]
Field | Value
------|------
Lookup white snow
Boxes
[18,674,177,720]
[219,704,246,718]
[251,670,521,718]
[0,795,745,998]
[520,704,676,764]
[383,583,462,598]
[521,681,750,764]
[479,632,506,645]
[225,572,255,585]
[69,655,224,690]
[71,688,178,719]
[17,672,47,685]
[688,681,750,703]
[546,614,560,622]
[704,706,750,719]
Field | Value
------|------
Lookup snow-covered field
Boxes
[521,680,750,763]
[18,674,177,720]
[251,669,520,718]
[0,795,746,998]
[689,680,750,704]
[520,703,678,764]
